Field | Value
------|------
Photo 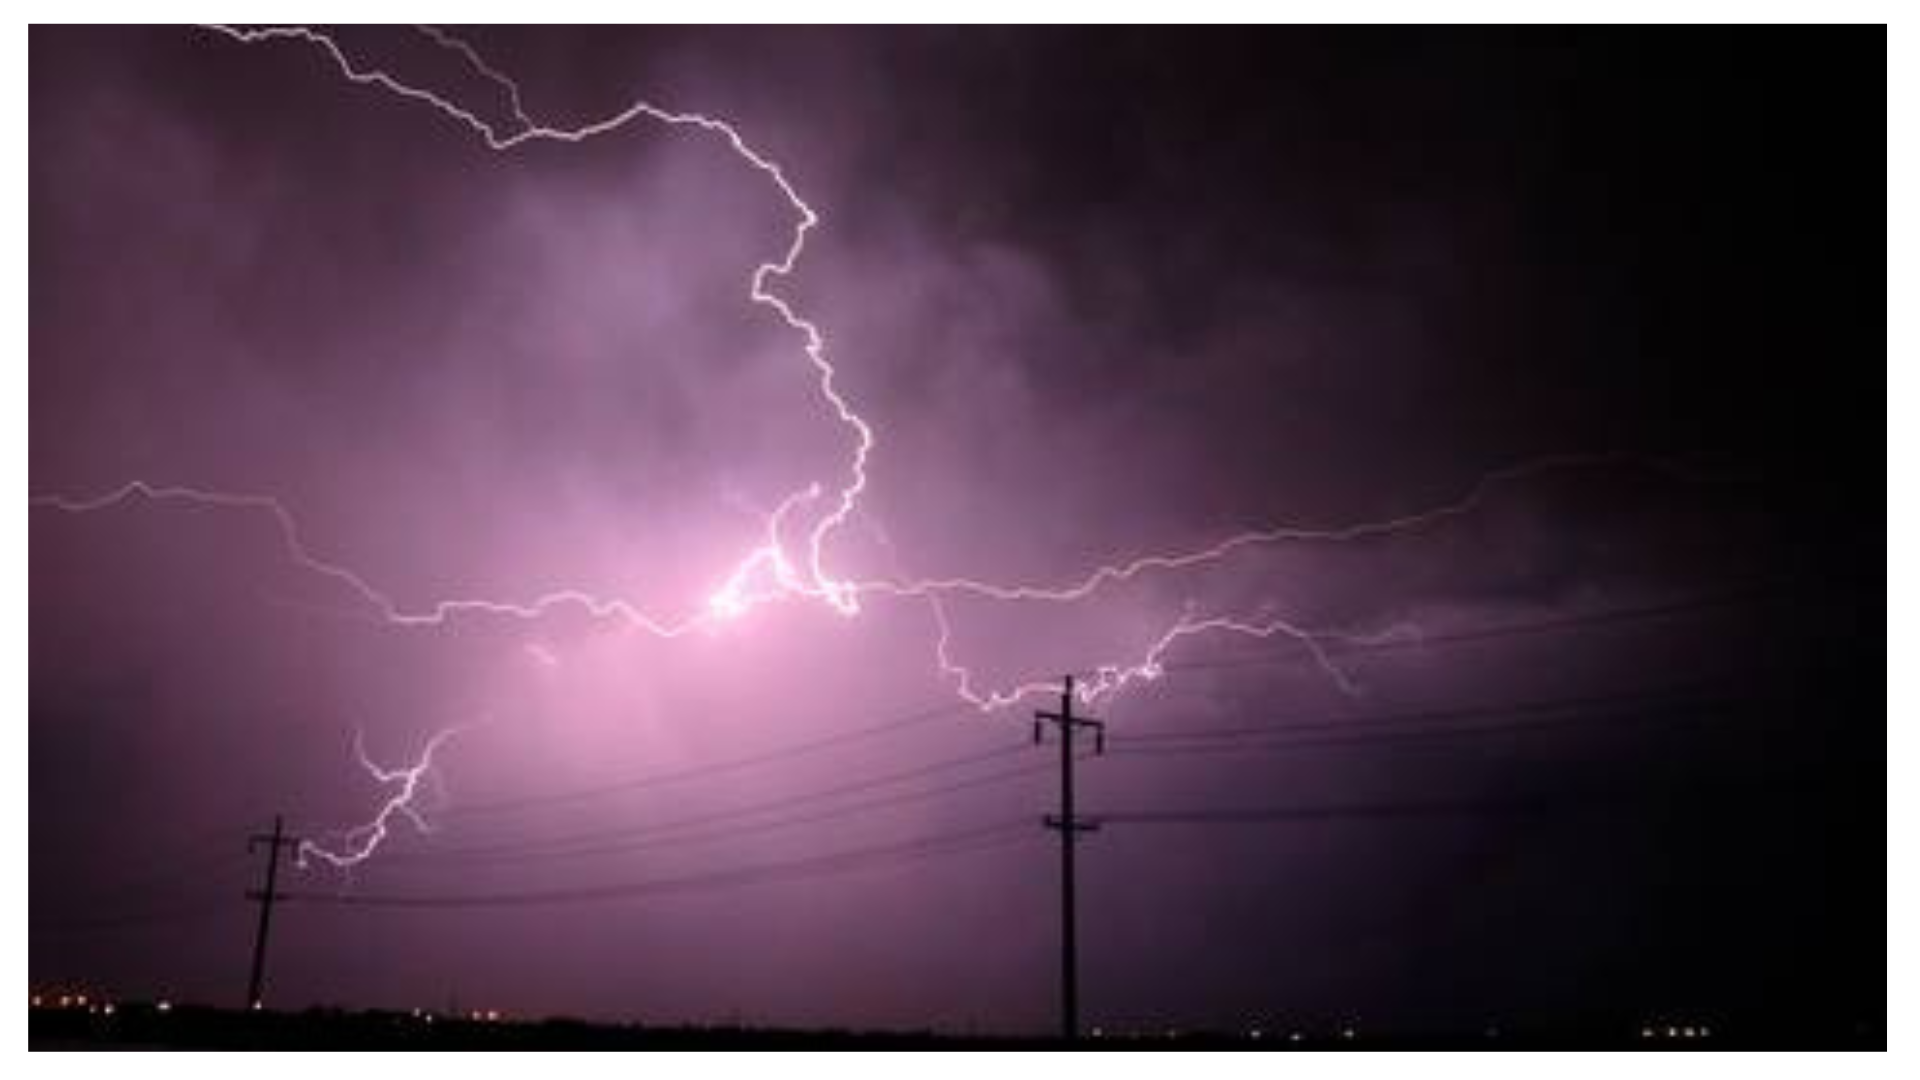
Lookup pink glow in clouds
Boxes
[30,27,1704,866]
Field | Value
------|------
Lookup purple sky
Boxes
[30,26,1882,1035]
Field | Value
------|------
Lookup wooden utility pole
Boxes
[245,814,299,1010]
[1035,675,1103,1041]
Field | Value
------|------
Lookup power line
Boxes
[387,589,1798,828]
[389,682,1738,864]
[1105,687,1748,760]
[1107,703,1739,761]
[1090,797,1555,826]
[1107,680,1743,747]
[411,742,1034,861]
[1088,768,1786,825]
[442,700,972,818]
[380,756,1064,868]
[352,684,1737,871]
[281,820,1037,910]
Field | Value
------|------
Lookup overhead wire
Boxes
[422,586,1795,828]
[375,742,1036,861]
[443,699,977,819]
[283,819,1039,909]
[1105,687,1750,761]
[379,755,1066,867]
[1107,679,1744,747]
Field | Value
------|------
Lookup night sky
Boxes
[30,26,1884,1037]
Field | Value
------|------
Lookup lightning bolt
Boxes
[28,481,717,636]
[198,22,872,623]
[297,727,460,870]
[31,26,1701,864]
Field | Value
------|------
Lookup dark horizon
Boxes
[30,25,1885,1041]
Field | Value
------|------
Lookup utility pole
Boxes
[245,814,299,1011]
[1035,674,1104,1041]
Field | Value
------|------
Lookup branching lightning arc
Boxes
[29,25,1674,866]
[295,728,462,871]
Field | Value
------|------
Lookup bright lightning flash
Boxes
[297,728,459,870]
[29,25,1688,866]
